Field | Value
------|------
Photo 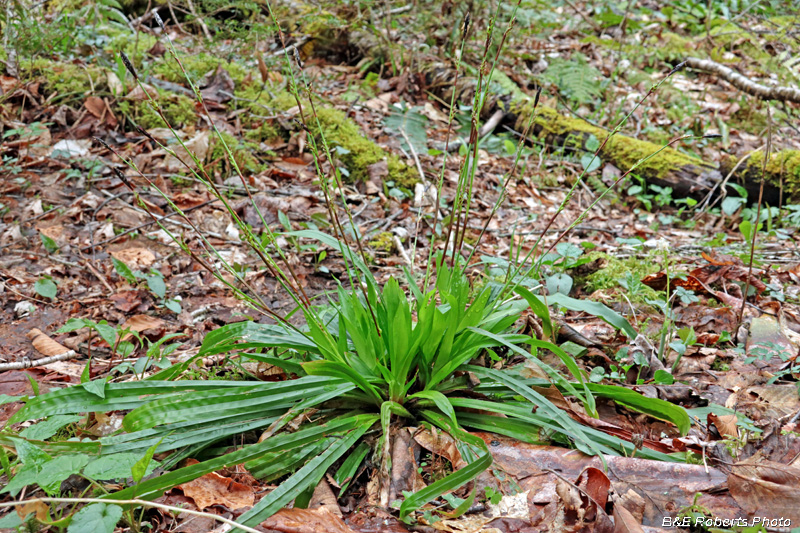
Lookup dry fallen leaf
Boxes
[111,247,156,269]
[84,96,106,119]
[708,413,739,439]
[16,500,49,522]
[613,502,645,533]
[177,466,254,511]
[26,328,71,357]
[119,314,165,341]
[260,507,357,533]
[728,459,800,522]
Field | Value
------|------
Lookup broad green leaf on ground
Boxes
[19,415,83,441]
[84,452,159,480]
[67,503,123,533]
[384,103,429,155]
[34,278,57,299]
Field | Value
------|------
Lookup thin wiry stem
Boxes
[0,498,261,533]
[267,3,381,333]
[738,105,771,328]
[422,11,471,292]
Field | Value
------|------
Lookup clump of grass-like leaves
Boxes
[0,2,692,530]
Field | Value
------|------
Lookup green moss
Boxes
[209,132,264,175]
[388,157,418,188]
[368,231,395,253]
[516,105,706,178]
[244,121,283,143]
[314,107,416,185]
[582,32,692,63]
[22,59,104,98]
[709,23,771,62]
[154,52,249,87]
[104,30,158,63]
[235,87,297,115]
[132,94,197,130]
[583,251,661,300]
[269,91,299,112]
[233,88,416,185]
[650,32,693,61]
[744,150,800,198]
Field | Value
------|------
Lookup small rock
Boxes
[15,301,36,318]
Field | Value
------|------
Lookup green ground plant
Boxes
[0,2,698,530]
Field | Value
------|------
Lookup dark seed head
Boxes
[112,167,133,190]
[291,117,309,132]
[534,86,542,108]
[120,51,138,80]
[463,12,471,35]
[93,136,111,151]
[703,133,722,139]
[134,124,156,143]
[669,60,687,76]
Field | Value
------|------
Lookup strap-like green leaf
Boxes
[303,360,384,405]
[238,419,374,526]
[398,428,491,522]
[106,415,377,503]
[514,286,554,339]
[587,383,690,435]
[9,381,258,424]
[547,293,637,339]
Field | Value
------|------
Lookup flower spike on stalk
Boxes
[120,51,138,81]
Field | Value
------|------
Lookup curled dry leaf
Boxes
[124,83,159,101]
[307,479,342,517]
[176,460,254,511]
[613,502,644,533]
[16,500,49,522]
[413,427,467,470]
[708,413,739,439]
[576,467,611,510]
[120,314,166,341]
[260,507,357,533]
[26,328,70,356]
[728,459,800,522]
[111,247,156,269]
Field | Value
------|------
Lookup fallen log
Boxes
[292,9,800,203]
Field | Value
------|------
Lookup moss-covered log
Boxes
[720,150,800,206]
[288,2,800,202]
[420,61,724,198]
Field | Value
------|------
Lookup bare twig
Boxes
[693,146,762,216]
[0,498,260,533]
[81,197,219,251]
[685,56,800,103]
[478,109,505,138]
[184,0,212,39]
[272,36,311,57]
[0,350,77,371]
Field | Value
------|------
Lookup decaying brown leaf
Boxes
[119,314,165,341]
[728,459,800,522]
[613,502,644,533]
[708,413,739,439]
[111,247,156,269]
[177,463,254,511]
[260,507,357,533]
[26,328,70,356]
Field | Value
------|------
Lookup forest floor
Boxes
[1,1,800,532]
